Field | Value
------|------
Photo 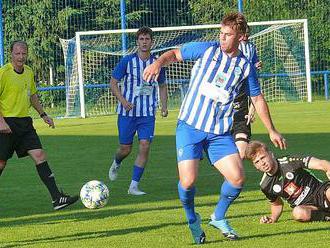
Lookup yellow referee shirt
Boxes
[0,63,37,117]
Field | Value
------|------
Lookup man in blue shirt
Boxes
[144,13,286,244]
[109,26,168,195]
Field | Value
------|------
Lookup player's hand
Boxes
[260,215,275,224]
[161,107,168,117]
[269,130,287,150]
[0,120,12,133]
[121,99,134,111]
[143,62,161,83]
[255,61,262,70]
[43,116,55,128]
[245,111,256,125]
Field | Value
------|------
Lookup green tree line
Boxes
[2,0,329,84]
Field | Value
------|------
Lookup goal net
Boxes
[60,19,311,118]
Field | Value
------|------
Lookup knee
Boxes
[229,176,245,187]
[292,206,310,222]
[119,145,132,156]
[180,177,196,189]
[31,150,47,163]
[0,160,7,170]
[139,140,150,152]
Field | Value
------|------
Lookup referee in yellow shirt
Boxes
[0,40,78,210]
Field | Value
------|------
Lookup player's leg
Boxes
[235,133,249,159]
[28,148,79,210]
[232,119,251,160]
[208,134,243,240]
[176,121,206,244]
[294,184,330,222]
[128,116,155,195]
[109,115,134,181]
[0,131,15,176]
[21,118,78,210]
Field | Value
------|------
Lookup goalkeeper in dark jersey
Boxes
[245,140,330,223]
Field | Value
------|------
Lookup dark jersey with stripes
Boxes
[260,155,323,208]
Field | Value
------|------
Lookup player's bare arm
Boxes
[30,93,55,128]
[251,94,287,150]
[260,197,283,224]
[159,83,168,117]
[307,157,330,179]
[110,77,134,111]
[0,113,11,133]
[143,49,183,82]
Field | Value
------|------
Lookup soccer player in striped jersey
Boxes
[233,26,262,159]
[108,26,168,196]
[144,13,286,243]
[245,140,330,223]
[0,41,78,210]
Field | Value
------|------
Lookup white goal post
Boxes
[60,19,311,118]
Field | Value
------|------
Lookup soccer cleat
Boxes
[209,218,239,240]
[53,192,79,210]
[128,186,146,195]
[188,213,206,244]
[109,160,120,181]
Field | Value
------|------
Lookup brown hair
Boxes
[245,140,269,161]
[221,12,248,35]
[136,26,153,40]
[10,40,28,52]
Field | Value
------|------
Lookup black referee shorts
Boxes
[0,117,43,161]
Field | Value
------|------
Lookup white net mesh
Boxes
[61,21,309,117]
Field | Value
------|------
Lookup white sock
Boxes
[112,159,120,168]
[130,180,138,189]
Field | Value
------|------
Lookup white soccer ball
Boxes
[80,180,109,209]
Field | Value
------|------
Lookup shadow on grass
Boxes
[1,133,330,219]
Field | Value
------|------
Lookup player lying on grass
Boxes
[245,140,330,223]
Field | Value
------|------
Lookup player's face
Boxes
[252,149,276,173]
[137,33,153,53]
[219,25,243,54]
[11,43,28,70]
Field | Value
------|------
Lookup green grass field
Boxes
[1,101,330,247]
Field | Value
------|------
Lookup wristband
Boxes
[40,112,47,118]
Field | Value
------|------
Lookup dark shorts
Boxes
[303,182,330,211]
[231,107,251,140]
[0,117,42,160]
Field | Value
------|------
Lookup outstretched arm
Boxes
[251,94,286,150]
[308,157,330,180]
[143,49,183,82]
[260,197,284,224]
[30,94,55,128]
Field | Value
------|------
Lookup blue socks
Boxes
[132,165,144,182]
[178,182,197,224]
[214,180,242,220]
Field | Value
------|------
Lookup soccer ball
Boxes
[80,180,109,209]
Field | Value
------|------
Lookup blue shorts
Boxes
[176,121,238,164]
[118,115,155,145]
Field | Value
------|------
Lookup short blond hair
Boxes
[245,140,269,161]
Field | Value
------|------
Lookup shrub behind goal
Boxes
[61,20,311,118]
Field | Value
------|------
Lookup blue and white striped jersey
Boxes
[178,42,261,135]
[112,53,166,117]
[239,41,259,65]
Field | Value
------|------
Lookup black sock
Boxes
[310,210,330,221]
[36,161,61,201]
